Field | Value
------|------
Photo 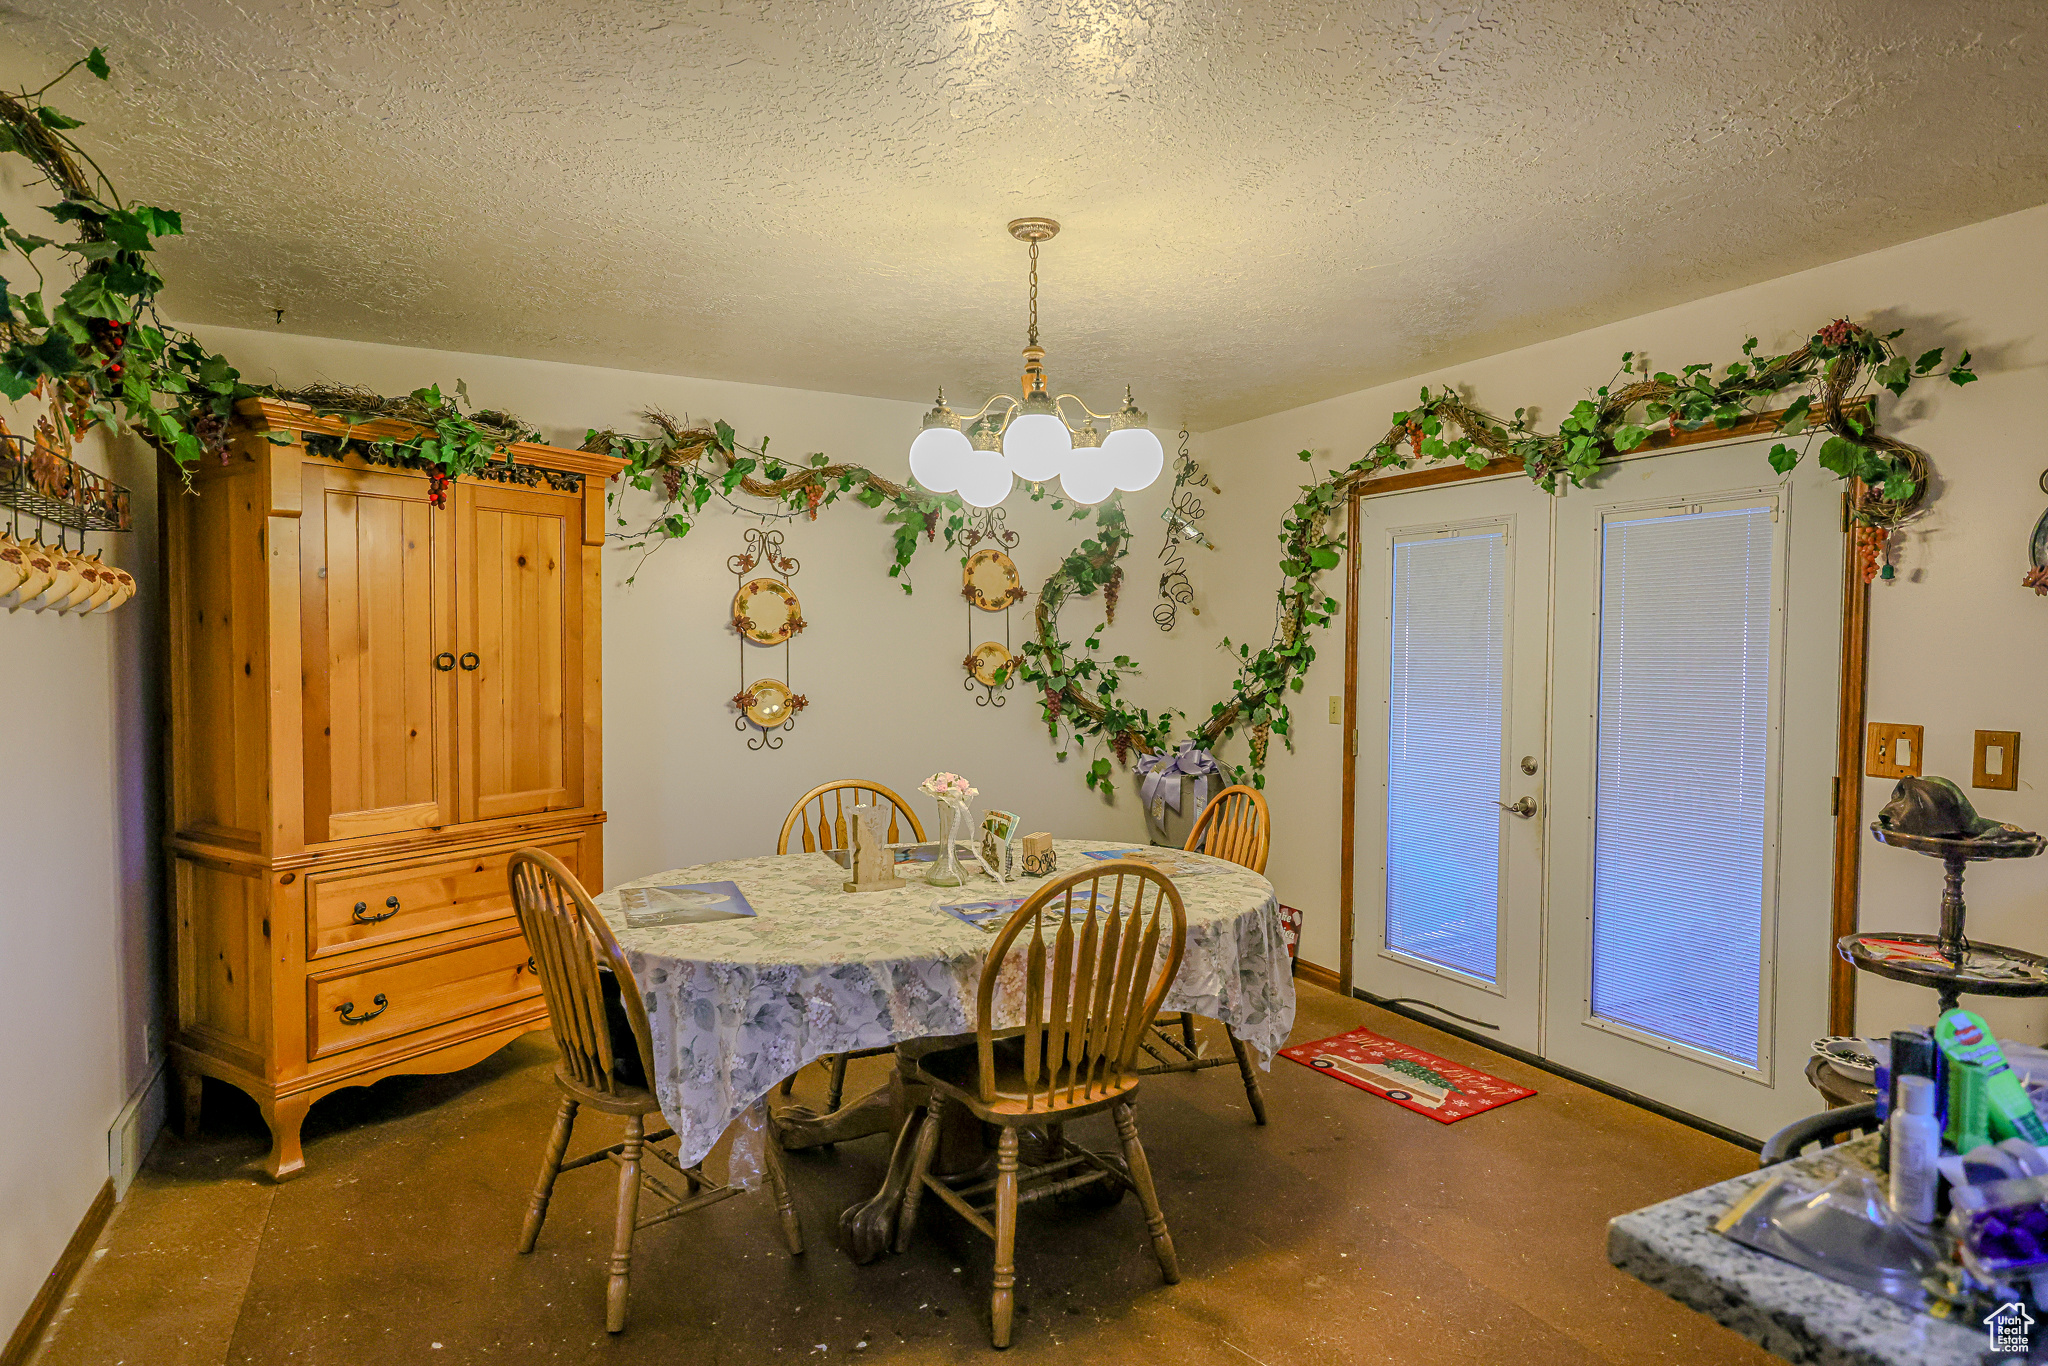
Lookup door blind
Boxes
[1386,528,1507,982]
[1591,503,1775,1066]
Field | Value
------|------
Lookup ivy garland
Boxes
[12,49,1983,799]
[0,50,253,467]
[1020,318,1976,790]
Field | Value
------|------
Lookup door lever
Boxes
[1498,796,1537,819]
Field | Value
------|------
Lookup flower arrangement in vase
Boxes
[920,772,978,887]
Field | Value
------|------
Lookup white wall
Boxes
[0,172,164,1337]
[187,324,1216,884]
[1193,202,2048,1048]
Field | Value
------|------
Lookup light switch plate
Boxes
[1329,695,1343,724]
[1974,730,2021,790]
[1866,722,1924,779]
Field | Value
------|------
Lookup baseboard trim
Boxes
[1350,988,1765,1153]
[2,1180,115,1366]
[1293,957,1342,993]
[108,1059,168,1200]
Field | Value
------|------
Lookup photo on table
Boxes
[620,880,758,928]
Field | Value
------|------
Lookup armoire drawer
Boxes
[306,929,543,1062]
[307,837,580,959]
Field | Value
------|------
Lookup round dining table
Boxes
[595,838,1296,1258]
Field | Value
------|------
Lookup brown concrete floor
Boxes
[25,983,1776,1366]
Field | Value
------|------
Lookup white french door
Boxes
[1351,477,1552,1055]
[1350,438,1843,1139]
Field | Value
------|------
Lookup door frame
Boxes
[1336,400,1874,1035]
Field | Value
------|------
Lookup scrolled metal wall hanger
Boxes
[730,527,807,749]
[961,508,1024,707]
[1153,425,1218,631]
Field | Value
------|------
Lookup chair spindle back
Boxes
[1184,784,1271,874]
[778,780,926,855]
[508,849,655,1097]
[975,861,1187,1111]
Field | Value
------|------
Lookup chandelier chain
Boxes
[1027,239,1039,349]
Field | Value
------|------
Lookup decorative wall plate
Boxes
[967,641,1012,688]
[734,577,803,644]
[741,679,800,727]
[963,548,1024,612]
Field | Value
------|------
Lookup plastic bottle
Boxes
[1891,1074,1941,1225]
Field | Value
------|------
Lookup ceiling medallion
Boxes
[908,218,1165,509]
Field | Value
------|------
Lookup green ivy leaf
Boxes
[1766,443,1802,474]
[1913,347,1943,375]
[85,47,110,79]
[713,419,737,451]
[35,106,83,130]
[1817,435,1870,479]
[1875,356,1911,396]
[1776,395,1812,434]
[1611,424,1649,452]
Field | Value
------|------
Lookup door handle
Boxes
[1498,796,1538,819]
[434,652,455,671]
[459,651,480,671]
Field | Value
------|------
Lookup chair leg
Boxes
[1113,1102,1180,1285]
[892,1094,946,1254]
[519,1095,579,1254]
[990,1126,1021,1349]
[826,1053,850,1112]
[606,1114,645,1334]
[1227,1027,1269,1126]
[1179,1012,1198,1053]
[761,1127,806,1257]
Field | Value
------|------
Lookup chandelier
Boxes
[908,218,1164,508]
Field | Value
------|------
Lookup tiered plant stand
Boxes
[1840,826,2048,1014]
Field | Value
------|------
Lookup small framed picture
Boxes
[980,810,1022,875]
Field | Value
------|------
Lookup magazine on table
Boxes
[1081,847,1216,875]
[938,889,1105,933]
[619,880,757,928]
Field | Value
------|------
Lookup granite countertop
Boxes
[1607,1135,1991,1365]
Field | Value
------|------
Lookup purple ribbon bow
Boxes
[1135,740,1219,814]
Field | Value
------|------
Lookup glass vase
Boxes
[928,800,967,887]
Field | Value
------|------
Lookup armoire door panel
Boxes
[457,484,583,823]
[301,464,456,842]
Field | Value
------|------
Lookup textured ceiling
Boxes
[3,1,2045,429]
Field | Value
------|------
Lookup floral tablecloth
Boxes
[596,840,1297,1169]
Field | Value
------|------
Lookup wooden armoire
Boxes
[164,397,626,1178]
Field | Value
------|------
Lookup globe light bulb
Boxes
[954,451,1015,509]
[1104,388,1166,491]
[909,424,972,492]
[908,391,971,492]
[1001,411,1072,482]
[1059,453,1118,506]
[1102,426,1165,491]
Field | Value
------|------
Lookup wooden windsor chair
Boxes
[508,849,804,1333]
[776,780,927,1113]
[1138,783,1273,1123]
[893,860,1187,1348]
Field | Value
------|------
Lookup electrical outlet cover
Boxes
[1866,722,1924,780]
[1974,730,2021,791]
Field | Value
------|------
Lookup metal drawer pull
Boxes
[352,896,401,924]
[459,651,480,671]
[435,651,456,671]
[335,993,388,1025]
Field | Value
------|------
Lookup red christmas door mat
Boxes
[1280,1025,1536,1124]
